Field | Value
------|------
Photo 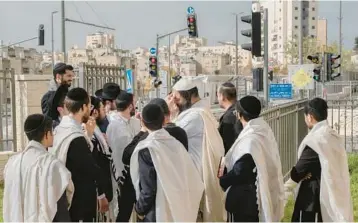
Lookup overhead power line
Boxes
[85,1,110,28]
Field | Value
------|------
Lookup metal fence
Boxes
[0,69,16,152]
[326,99,358,152]
[72,63,127,96]
[261,99,308,180]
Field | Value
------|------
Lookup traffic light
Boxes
[187,14,198,38]
[252,68,263,91]
[307,54,322,82]
[149,56,158,77]
[268,70,273,81]
[38,24,44,46]
[153,78,162,88]
[241,11,261,57]
[326,53,341,81]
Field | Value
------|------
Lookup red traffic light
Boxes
[188,17,194,23]
[150,57,157,63]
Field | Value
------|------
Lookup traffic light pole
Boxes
[0,37,38,49]
[263,9,269,106]
[156,27,188,95]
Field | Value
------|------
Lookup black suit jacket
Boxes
[218,104,243,154]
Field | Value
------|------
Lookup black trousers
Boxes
[227,212,259,222]
[292,210,323,222]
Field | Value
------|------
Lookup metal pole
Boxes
[235,14,238,76]
[298,0,304,99]
[263,9,269,105]
[168,34,171,94]
[0,37,38,49]
[156,34,159,97]
[339,0,342,76]
[298,1,303,65]
[51,11,58,68]
[61,0,66,62]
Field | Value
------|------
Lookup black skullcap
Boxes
[24,114,47,134]
[236,95,261,119]
[222,82,235,88]
[148,98,169,116]
[141,104,164,125]
[67,87,89,101]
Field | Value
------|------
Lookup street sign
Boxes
[288,64,315,90]
[269,84,293,99]
[126,69,133,93]
[149,47,156,55]
[187,6,195,15]
[159,70,168,99]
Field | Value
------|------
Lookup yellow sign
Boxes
[291,68,312,88]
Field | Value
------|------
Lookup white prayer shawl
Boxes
[50,116,86,164]
[93,125,117,221]
[130,129,204,222]
[295,120,353,222]
[225,117,285,222]
[107,114,139,178]
[94,125,111,156]
[176,106,226,222]
[3,140,73,222]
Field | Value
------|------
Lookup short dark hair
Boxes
[53,63,74,79]
[188,87,199,98]
[116,91,134,112]
[24,114,53,142]
[218,82,237,102]
[304,97,328,122]
[142,104,164,131]
[148,98,170,116]
[64,88,90,114]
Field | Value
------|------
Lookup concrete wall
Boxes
[0,74,51,181]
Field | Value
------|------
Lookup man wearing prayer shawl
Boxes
[284,97,353,222]
[50,87,109,221]
[130,103,204,222]
[169,78,226,221]
[89,96,116,222]
[223,96,285,222]
[117,98,189,222]
[3,114,73,222]
[106,90,140,220]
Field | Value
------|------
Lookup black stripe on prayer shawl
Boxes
[92,134,122,186]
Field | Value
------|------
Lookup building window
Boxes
[311,35,315,38]
[312,17,316,20]
[312,25,315,29]
[303,26,306,29]
[295,7,298,10]
[295,25,298,29]
[312,7,315,11]
[295,16,298,20]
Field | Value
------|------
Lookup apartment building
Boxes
[260,0,318,65]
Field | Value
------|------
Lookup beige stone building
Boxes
[86,32,115,49]
[317,18,327,50]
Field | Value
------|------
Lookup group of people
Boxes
[2,62,354,222]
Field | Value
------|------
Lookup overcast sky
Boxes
[0,1,357,52]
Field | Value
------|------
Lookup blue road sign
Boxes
[126,69,133,93]
[187,6,195,14]
[269,84,293,99]
[149,47,156,55]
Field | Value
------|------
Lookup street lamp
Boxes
[233,12,244,76]
[51,10,58,68]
